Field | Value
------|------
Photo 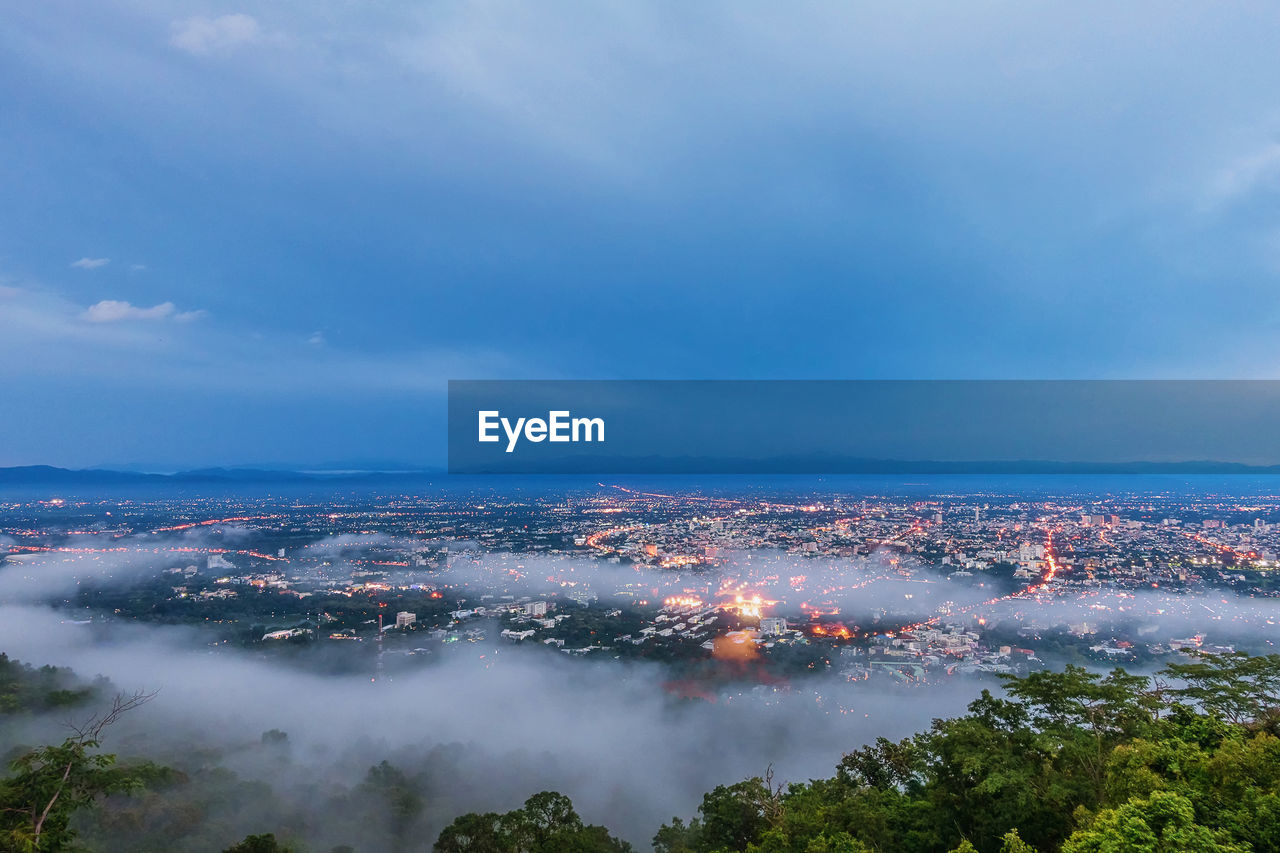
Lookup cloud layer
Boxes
[170,14,261,56]
[6,2,1280,464]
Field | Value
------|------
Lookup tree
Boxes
[837,736,927,792]
[694,778,775,852]
[998,829,1037,853]
[998,666,1157,739]
[746,828,870,853]
[359,760,424,844]
[434,792,632,853]
[1061,791,1248,853]
[508,790,581,849]
[223,833,294,853]
[653,816,700,853]
[434,811,510,853]
[1161,651,1280,724]
[0,690,153,852]
[647,653,1280,852]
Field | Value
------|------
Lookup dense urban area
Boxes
[3,479,1279,686]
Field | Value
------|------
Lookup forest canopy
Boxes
[2,652,1280,852]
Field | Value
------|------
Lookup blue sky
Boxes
[3,2,1280,468]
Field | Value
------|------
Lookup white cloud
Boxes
[307,330,326,346]
[1207,141,1280,206]
[170,13,260,56]
[70,257,110,269]
[81,300,203,323]
[0,280,529,394]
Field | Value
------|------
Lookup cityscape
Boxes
[5,476,1280,848]
[5,478,1278,690]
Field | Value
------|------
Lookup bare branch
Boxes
[66,689,157,743]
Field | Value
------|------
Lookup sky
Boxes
[4,2,1280,468]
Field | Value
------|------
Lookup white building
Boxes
[759,617,788,636]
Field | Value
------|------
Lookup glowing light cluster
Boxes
[721,592,777,619]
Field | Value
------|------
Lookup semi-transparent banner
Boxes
[447,380,1280,474]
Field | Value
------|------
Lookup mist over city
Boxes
[1,476,1278,849]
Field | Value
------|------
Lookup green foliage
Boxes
[997,829,1036,853]
[8,650,1280,853]
[1060,791,1248,853]
[434,790,632,853]
[654,816,700,853]
[748,828,870,853]
[0,654,97,717]
[223,833,294,853]
[652,652,1280,853]
[695,779,776,852]
[0,692,152,852]
[0,739,137,851]
[1162,650,1280,723]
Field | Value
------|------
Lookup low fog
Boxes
[0,525,258,603]
[4,532,1280,850]
[0,603,976,850]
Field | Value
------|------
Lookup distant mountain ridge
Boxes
[0,465,443,485]
[451,454,1280,475]
[3,459,1280,485]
